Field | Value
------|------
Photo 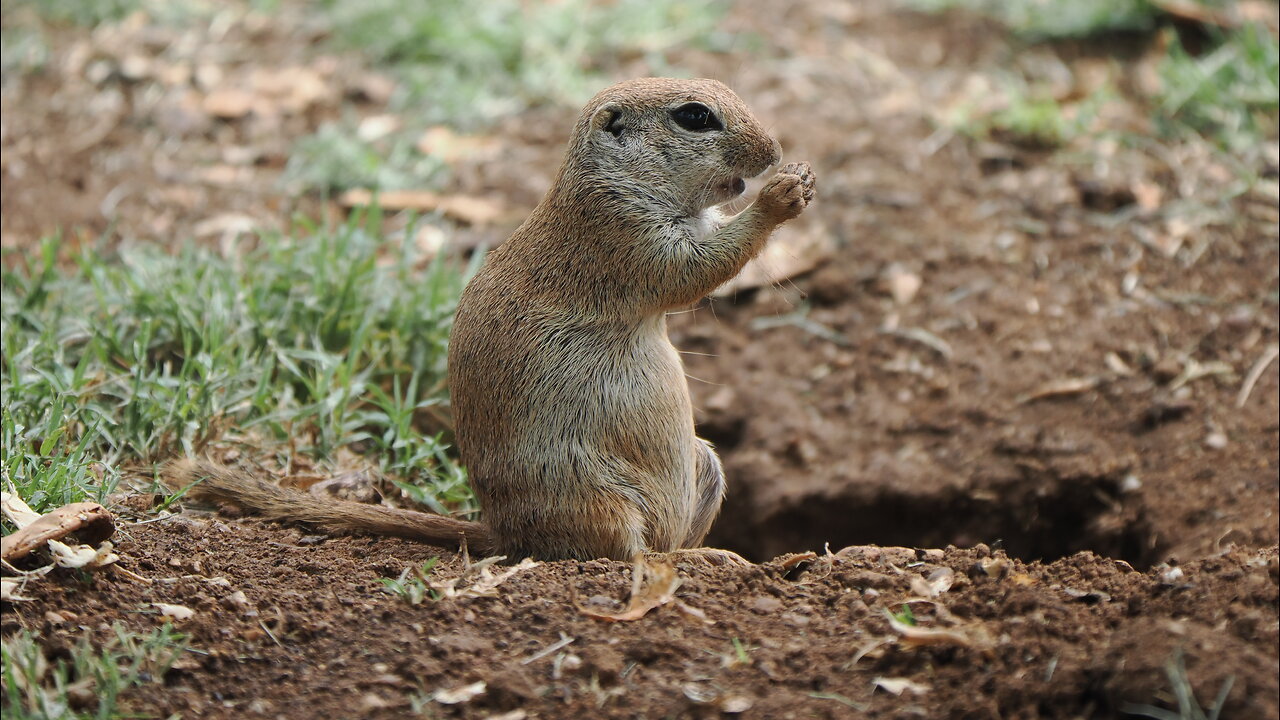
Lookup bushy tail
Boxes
[163,459,493,553]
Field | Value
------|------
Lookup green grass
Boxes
[282,124,448,193]
[3,0,240,28]
[1157,24,1279,152]
[378,557,441,605]
[908,0,1159,39]
[322,0,730,124]
[286,0,730,192]
[1122,650,1235,720]
[946,80,1113,149]
[1,211,479,522]
[2,623,187,720]
[0,27,50,78]
[917,1,1278,156]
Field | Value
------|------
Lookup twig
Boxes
[751,305,851,347]
[881,327,953,361]
[520,633,576,665]
[1236,345,1279,409]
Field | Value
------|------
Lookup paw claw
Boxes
[758,161,816,221]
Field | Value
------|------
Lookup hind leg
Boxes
[682,438,727,547]
[664,439,750,565]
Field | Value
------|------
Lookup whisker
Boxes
[684,372,724,386]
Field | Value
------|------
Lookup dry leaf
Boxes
[338,189,505,226]
[884,264,922,304]
[873,677,931,696]
[357,114,401,142]
[1,491,42,528]
[193,213,257,240]
[777,551,818,571]
[152,603,196,621]
[47,539,118,569]
[1,579,34,602]
[578,558,683,622]
[673,599,715,625]
[1,501,115,562]
[430,557,538,600]
[1169,359,1235,390]
[202,88,255,119]
[1017,376,1100,404]
[885,611,991,650]
[434,681,486,704]
[416,126,500,163]
[909,567,955,598]
[1131,180,1163,212]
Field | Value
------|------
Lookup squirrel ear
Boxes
[592,104,625,139]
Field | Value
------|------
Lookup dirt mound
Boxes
[5,521,1276,719]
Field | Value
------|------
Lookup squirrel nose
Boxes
[768,138,782,167]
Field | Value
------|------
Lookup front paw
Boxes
[756,161,816,222]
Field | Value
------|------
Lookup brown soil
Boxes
[3,1,1278,718]
[5,523,1277,719]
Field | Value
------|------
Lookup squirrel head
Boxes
[561,77,782,217]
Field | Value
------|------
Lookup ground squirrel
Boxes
[167,77,816,561]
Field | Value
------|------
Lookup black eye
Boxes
[670,102,723,132]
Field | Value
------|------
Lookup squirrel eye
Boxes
[670,102,723,132]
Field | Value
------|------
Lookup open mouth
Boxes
[716,177,747,197]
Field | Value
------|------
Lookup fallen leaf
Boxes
[1,491,43,528]
[883,264,922,305]
[429,557,539,600]
[152,603,196,621]
[1131,179,1162,212]
[193,213,257,239]
[339,189,506,226]
[1104,352,1133,376]
[434,681,486,704]
[202,87,255,119]
[416,126,500,164]
[1169,359,1235,390]
[47,539,118,569]
[1,579,33,602]
[1,500,115,562]
[909,567,955,598]
[486,711,529,720]
[578,558,683,622]
[885,610,991,650]
[357,114,401,142]
[873,676,931,696]
[882,327,954,360]
[1017,376,1100,404]
[720,694,755,713]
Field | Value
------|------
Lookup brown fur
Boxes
[166,459,494,551]
[164,78,815,561]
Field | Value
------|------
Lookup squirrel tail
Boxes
[163,458,493,554]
